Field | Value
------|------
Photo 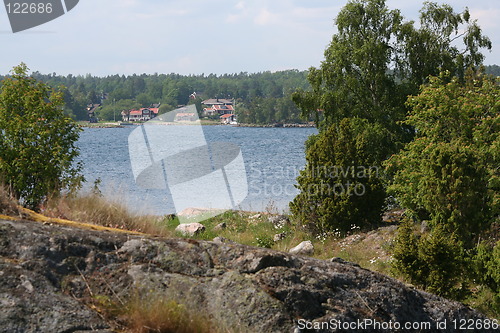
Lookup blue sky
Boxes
[1,0,498,76]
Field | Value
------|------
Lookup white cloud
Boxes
[0,0,498,76]
[235,1,245,11]
[254,8,274,26]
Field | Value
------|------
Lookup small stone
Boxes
[20,276,34,293]
[175,223,205,236]
[289,241,314,255]
[250,213,261,219]
[214,222,227,231]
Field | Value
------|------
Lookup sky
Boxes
[0,0,499,76]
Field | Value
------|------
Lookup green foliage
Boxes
[416,225,467,298]
[387,140,491,246]
[392,220,466,298]
[474,241,500,315]
[386,72,499,247]
[389,71,499,305]
[98,99,140,121]
[474,241,500,302]
[391,219,420,278]
[0,64,83,210]
[291,0,491,236]
[292,0,491,133]
[255,234,275,248]
[290,118,390,234]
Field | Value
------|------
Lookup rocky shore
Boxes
[0,217,494,332]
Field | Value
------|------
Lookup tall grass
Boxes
[124,295,217,333]
[44,192,172,236]
[0,183,20,216]
[92,291,220,333]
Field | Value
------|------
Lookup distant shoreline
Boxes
[77,121,316,129]
[236,123,316,128]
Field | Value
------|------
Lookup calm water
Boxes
[76,126,317,215]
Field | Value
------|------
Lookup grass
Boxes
[92,291,220,333]
[43,192,173,237]
[166,209,397,277]
[0,184,20,217]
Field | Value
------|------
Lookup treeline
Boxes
[0,70,311,124]
[0,66,498,124]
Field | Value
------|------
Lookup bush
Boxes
[474,241,500,303]
[387,140,491,247]
[473,241,500,315]
[0,64,83,210]
[386,72,499,248]
[255,234,275,248]
[392,220,467,298]
[290,118,391,235]
[391,219,420,279]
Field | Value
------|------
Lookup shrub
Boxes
[392,221,467,299]
[386,72,499,248]
[387,140,491,247]
[391,219,420,279]
[290,118,391,235]
[0,64,83,210]
[474,241,500,308]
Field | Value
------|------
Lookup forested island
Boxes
[0,65,498,125]
[0,70,311,124]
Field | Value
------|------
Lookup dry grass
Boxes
[123,296,217,333]
[44,192,172,236]
[92,292,220,333]
[0,183,20,216]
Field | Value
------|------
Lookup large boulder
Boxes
[0,218,495,332]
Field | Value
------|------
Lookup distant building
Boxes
[202,98,234,116]
[122,108,159,122]
[202,98,233,106]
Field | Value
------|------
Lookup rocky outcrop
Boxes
[0,218,494,332]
